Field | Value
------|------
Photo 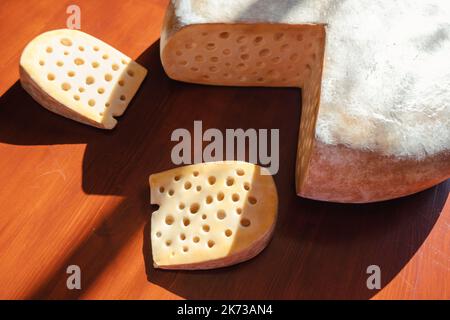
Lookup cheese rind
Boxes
[161,1,450,203]
[149,161,278,270]
[20,29,147,129]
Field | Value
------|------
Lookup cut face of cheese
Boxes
[149,161,278,270]
[20,29,147,129]
[161,0,450,203]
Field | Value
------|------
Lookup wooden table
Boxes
[0,0,448,300]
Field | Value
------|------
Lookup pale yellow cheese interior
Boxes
[161,22,325,194]
[150,161,278,268]
[20,29,147,129]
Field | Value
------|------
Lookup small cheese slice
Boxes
[20,29,147,129]
[149,161,278,270]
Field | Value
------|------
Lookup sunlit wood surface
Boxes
[0,0,448,299]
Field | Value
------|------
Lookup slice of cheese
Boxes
[160,0,450,203]
[149,161,278,270]
[20,29,147,129]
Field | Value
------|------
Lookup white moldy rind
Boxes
[162,1,450,202]
[172,0,450,159]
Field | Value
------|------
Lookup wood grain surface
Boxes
[0,0,449,300]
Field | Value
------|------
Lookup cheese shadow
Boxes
[145,149,448,299]
[141,81,448,299]
[0,39,447,299]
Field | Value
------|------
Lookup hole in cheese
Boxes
[259,49,271,57]
[184,181,192,190]
[61,83,71,91]
[240,218,251,227]
[60,38,72,46]
[74,58,84,65]
[217,210,226,220]
[165,215,174,225]
[226,177,235,186]
[253,36,264,45]
[236,36,247,44]
[248,196,257,205]
[206,43,216,51]
[86,76,95,85]
[189,203,200,214]
[208,176,216,185]
[274,33,284,41]
[219,32,230,39]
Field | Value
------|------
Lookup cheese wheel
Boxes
[20,29,147,129]
[149,161,278,270]
[160,0,450,203]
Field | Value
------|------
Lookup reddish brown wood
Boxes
[0,0,448,300]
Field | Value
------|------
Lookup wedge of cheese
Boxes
[160,0,450,203]
[20,29,147,129]
[149,161,278,270]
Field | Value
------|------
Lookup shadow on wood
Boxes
[0,38,448,299]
